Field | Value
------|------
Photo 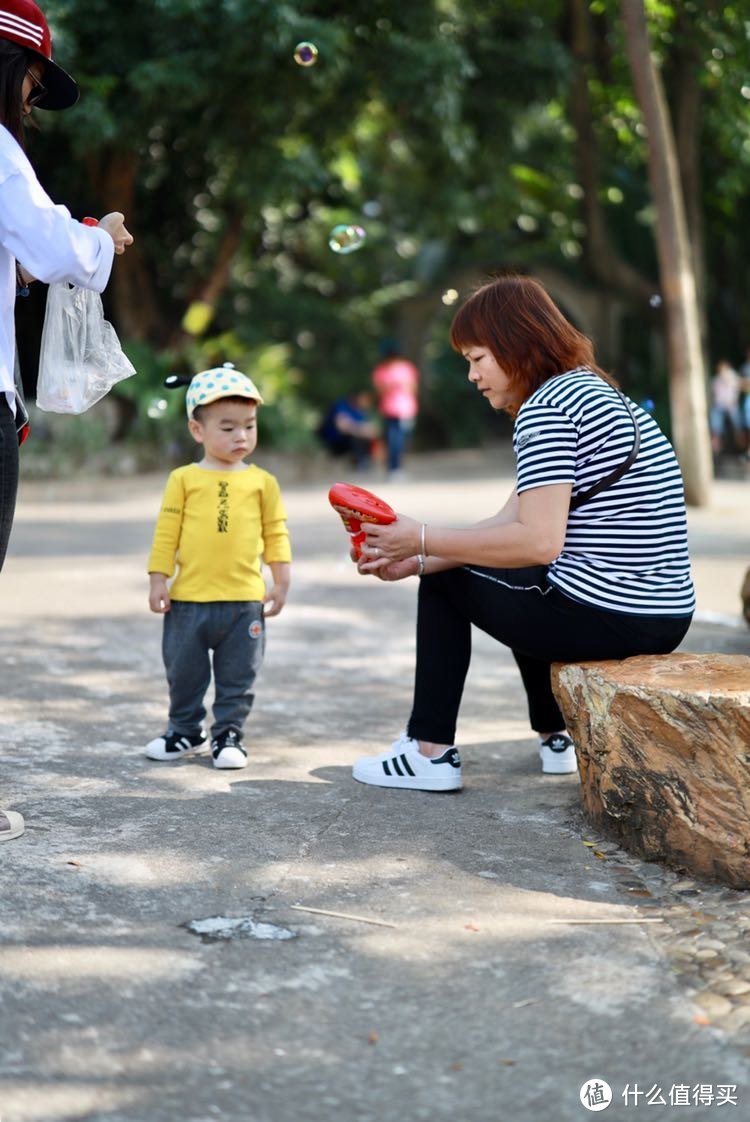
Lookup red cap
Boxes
[0,0,78,110]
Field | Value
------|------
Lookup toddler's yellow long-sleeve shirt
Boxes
[147,463,291,602]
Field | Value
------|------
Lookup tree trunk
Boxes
[166,207,246,351]
[564,0,656,307]
[669,9,710,372]
[621,0,712,506]
[88,150,161,343]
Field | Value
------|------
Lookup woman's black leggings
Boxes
[0,396,19,572]
[406,565,692,745]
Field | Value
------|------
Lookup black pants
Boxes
[0,396,19,572]
[406,566,691,745]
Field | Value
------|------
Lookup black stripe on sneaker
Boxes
[392,756,404,776]
[382,760,392,776]
[400,753,415,776]
[166,737,190,755]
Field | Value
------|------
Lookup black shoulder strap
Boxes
[569,392,641,511]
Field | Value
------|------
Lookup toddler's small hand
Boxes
[263,585,287,617]
[148,575,171,613]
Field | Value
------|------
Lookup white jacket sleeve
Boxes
[0,166,114,293]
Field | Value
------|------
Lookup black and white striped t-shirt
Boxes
[514,368,695,617]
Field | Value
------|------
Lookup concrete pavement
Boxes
[0,449,748,1122]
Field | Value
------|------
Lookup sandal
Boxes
[0,809,24,842]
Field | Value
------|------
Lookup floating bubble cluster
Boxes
[294,42,318,67]
[328,224,366,254]
[147,398,168,419]
[441,288,459,306]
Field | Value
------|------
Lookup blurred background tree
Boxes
[15,0,750,496]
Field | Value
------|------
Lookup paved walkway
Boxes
[1,450,749,1122]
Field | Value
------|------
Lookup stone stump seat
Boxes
[551,653,750,888]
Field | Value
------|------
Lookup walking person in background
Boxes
[739,347,750,458]
[709,359,743,456]
[0,0,133,842]
[371,339,419,479]
[352,275,694,792]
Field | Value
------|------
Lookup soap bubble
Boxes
[147,398,169,419]
[328,224,366,254]
[294,42,318,67]
[640,398,656,414]
[649,293,662,308]
[441,288,459,306]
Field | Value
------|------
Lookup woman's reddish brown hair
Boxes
[449,274,616,415]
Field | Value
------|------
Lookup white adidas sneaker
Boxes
[144,729,208,761]
[211,728,248,770]
[539,732,578,775]
[353,732,462,792]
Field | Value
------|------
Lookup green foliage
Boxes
[18,0,750,464]
[39,7,569,328]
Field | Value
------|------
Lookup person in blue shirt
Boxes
[318,390,378,470]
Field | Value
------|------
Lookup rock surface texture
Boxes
[552,653,750,888]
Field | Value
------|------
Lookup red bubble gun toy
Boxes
[328,482,396,559]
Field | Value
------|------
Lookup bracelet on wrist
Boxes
[420,522,428,557]
[416,553,425,576]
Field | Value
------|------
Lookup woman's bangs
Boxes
[449,298,488,354]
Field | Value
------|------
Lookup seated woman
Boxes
[352,275,695,791]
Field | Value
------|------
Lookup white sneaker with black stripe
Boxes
[353,732,462,792]
[539,732,578,775]
[211,727,247,770]
[144,729,207,761]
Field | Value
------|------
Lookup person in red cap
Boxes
[0,0,134,843]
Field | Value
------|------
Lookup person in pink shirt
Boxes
[371,339,419,478]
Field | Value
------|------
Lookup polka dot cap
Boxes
[185,363,264,418]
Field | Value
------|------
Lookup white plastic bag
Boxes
[36,282,136,413]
